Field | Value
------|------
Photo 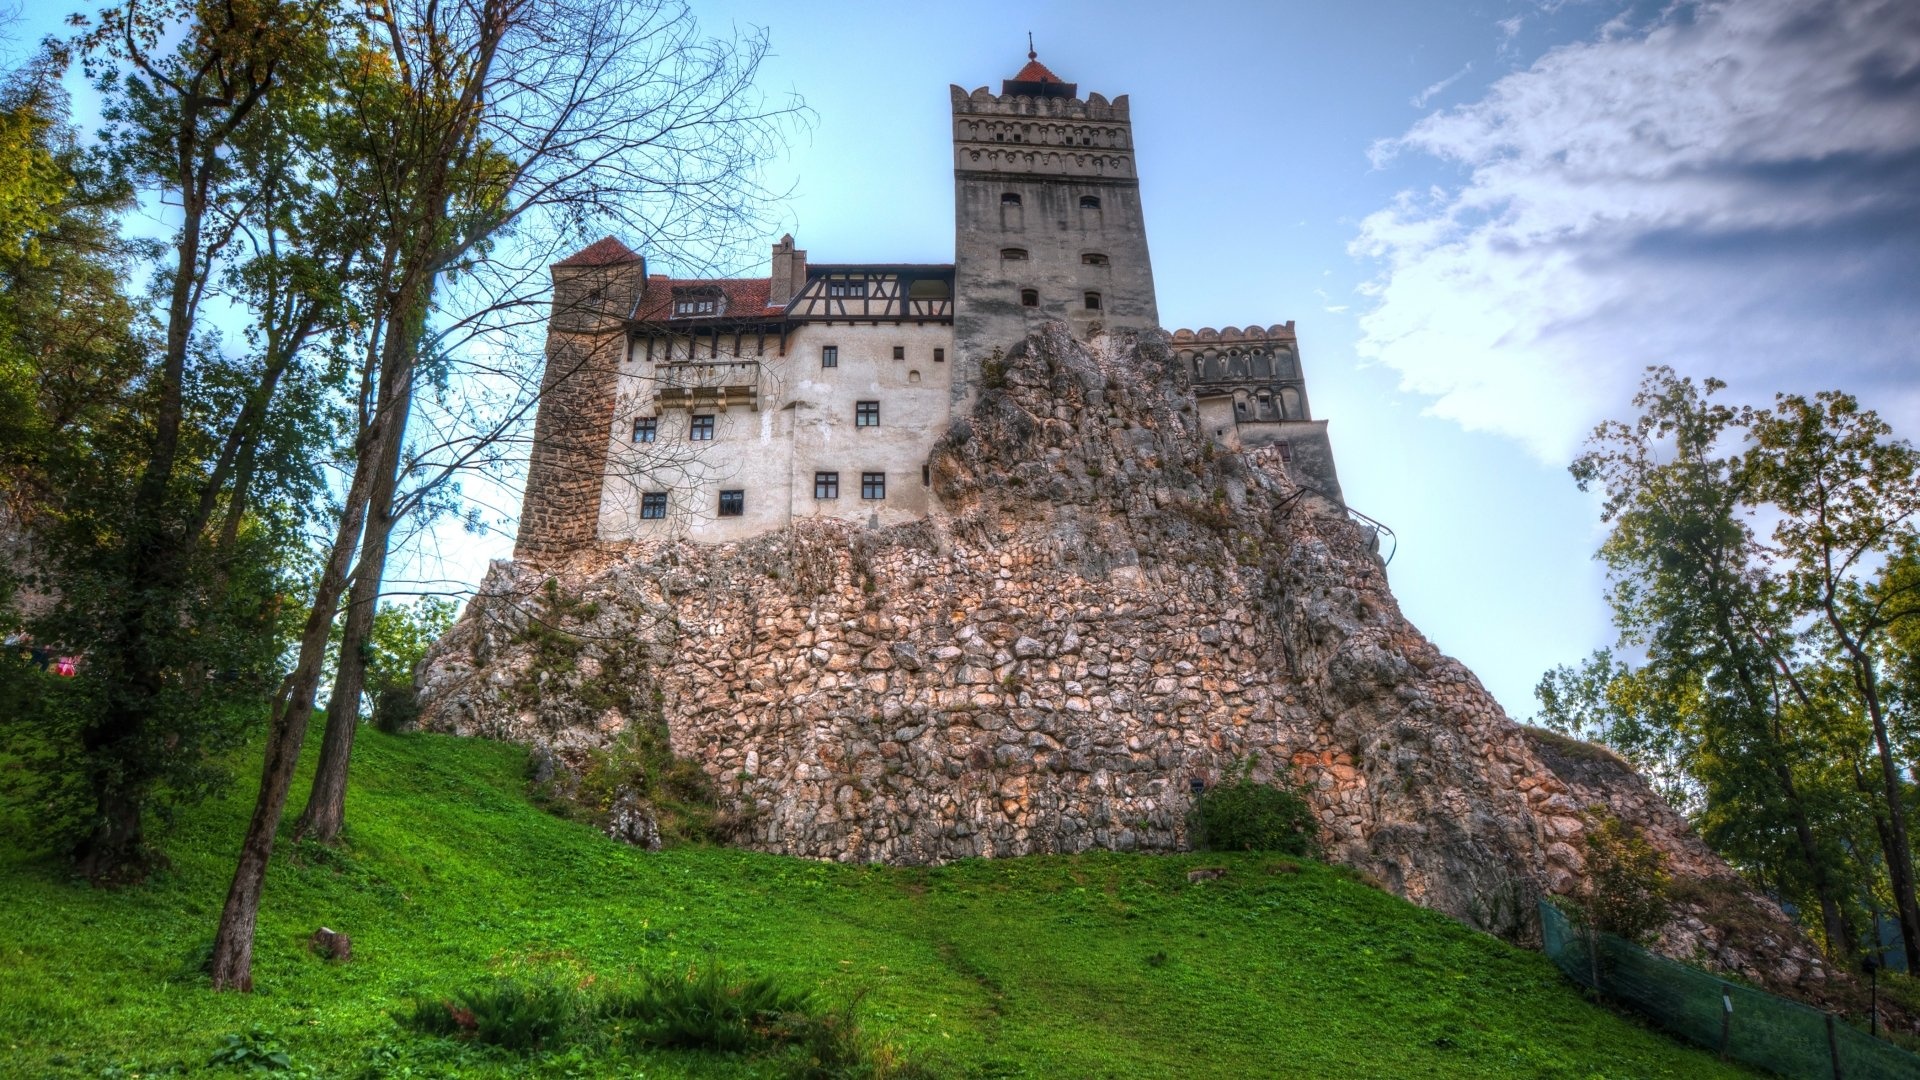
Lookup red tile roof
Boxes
[554,235,641,268]
[1012,57,1064,84]
[632,277,787,322]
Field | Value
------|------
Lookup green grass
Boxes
[0,730,1756,1078]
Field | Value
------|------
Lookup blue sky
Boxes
[14,0,1919,719]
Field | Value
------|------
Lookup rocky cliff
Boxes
[417,324,1827,996]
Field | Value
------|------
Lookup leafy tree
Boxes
[210,0,797,990]
[1568,368,1858,957]
[1561,367,1920,966]
[1746,391,1920,971]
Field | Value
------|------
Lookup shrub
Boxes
[1580,811,1670,942]
[406,972,589,1051]
[1191,762,1318,856]
[403,961,929,1077]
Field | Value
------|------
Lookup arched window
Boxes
[1079,195,1101,209]
[1020,288,1039,307]
[1001,192,1022,206]
[1081,252,1108,266]
[1000,248,1029,260]
[1083,291,1102,311]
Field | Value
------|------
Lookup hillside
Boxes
[0,729,1754,1078]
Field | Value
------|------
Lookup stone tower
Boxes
[950,50,1159,402]
[514,237,648,563]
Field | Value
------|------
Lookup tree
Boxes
[1569,367,1859,958]
[1747,392,1920,971]
[210,0,795,990]
[25,0,346,881]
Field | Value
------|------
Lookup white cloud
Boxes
[1352,0,1920,461]
[1411,62,1474,108]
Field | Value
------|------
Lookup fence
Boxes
[1539,900,1919,1079]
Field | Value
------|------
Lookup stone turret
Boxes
[950,49,1159,405]
[515,236,647,563]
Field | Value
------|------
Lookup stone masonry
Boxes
[420,322,1831,1001]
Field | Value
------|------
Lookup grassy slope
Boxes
[0,730,1754,1079]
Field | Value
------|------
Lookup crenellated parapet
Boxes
[1170,320,1341,502]
[949,84,1131,121]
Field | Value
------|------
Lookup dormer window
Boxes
[1001,192,1021,206]
[1079,195,1101,209]
[1001,248,1029,260]
[826,279,867,298]
[671,286,722,318]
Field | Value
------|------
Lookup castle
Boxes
[514,51,1343,562]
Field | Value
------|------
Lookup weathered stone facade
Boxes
[423,322,1828,1000]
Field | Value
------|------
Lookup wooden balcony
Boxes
[653,360,762,411]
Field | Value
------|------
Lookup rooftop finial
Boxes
[1028,31,1035,61]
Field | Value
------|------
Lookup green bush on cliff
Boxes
[1191,762,1320,856]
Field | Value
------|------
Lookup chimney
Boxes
[768,234,806,307]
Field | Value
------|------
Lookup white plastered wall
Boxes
[597,322,955,543]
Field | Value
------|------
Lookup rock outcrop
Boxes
[418,324,1828,997]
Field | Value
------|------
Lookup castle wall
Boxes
[598,322,954,543]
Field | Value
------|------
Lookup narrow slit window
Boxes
[717,490,744,517]
[921,464,931,486]
[861,472,886,500]
[689,414,715,441]
[640,492,667,519]
[821,345,838,368]
[1084,291,1102,311]
[855,400,880,427]
[632,417,657,443]
[1020,289,1039,307]
[814,472,839,500]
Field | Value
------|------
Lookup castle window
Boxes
[814,471,839,499]
[1001,192,1021,206]
[1277,441,1293,463]
[1079,195,1101,209]
[827,279,867,298]
[861,472,887,500]
[892,345,905,360]
[922,464,931,486]
[640,492,667,519]
[933,348,945,363]
[1020,289,1038,307]
[717,489,744,517]
[632,417,657,443]
[689,414,715,441]
[821,345,838,368]
[1000,248,1029,261]
[1081,252,1108,266]
[1084,291,1102,311]
[855,400,880,427]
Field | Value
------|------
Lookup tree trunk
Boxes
[295,369,414,844]
[208,447,379,990]
[1864,685,1920,972]
[1772,760,1855,961]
